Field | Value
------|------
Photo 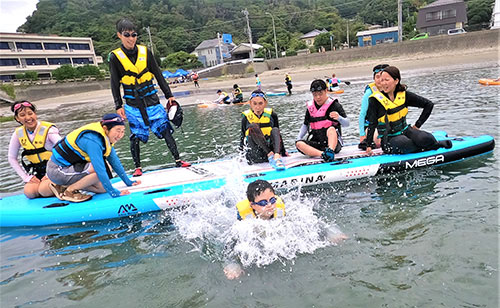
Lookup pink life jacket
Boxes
[307,98,335,130]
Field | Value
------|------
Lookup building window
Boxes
[25,58,47,65]
[442,9,456,19]
[73,57,93,64]
[426,11,442,21]
[48,58,72,65]
[15,42,43,50]
[0,75,15,81]
[0,42,10,50]
[44,42,67,50]
[0,58,20,66]
[68,43,90,50]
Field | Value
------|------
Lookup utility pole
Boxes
[398,0,403,42]
[242,8,254,61]
[145,26,154,55]
[217,32,224,64]
[346,20,350,47]
[265,12,278,59]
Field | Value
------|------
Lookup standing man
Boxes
[255,74,262,90]
[109,18,190,177]
[192,72,200,88]
[285,73,292,95]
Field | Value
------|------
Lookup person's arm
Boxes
[109,53,125,110]
[8,131,32,182]
[365,98,379,150]
[148,49,173,100]
[79,134,122,197]
[106,148,134,186]
[405,91,434,128]
[328,100,349,127]
[359,89,371,137]
[45,126,62,150]
[271,111,280,129]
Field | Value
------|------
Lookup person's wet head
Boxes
[372,63,389,88]
[12,101,37,130]
[249,90,267,116]
[116,18,138,50]
[101,113,126,144]
[310,79,328,105]
[379,66,406,94]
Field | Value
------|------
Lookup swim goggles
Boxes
[13,101,34,112]
[250,92,267,99]
[252,196,277,207]
[122,32,138,38]
[310,84,326,92]
[101,116,125,124]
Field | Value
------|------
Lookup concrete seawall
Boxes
[1,29,498,103]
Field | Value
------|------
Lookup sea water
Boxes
[0,66,498,307]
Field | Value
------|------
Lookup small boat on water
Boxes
[0,131,494,227]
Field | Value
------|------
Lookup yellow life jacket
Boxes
[285,74,292,82]
[370,91,409,136]
[236,197,286,220]
[54,122,112,164]
[112,45,157,100]
[16,121,54,165]
[243,108,273,136]
[234,87,242,95]
[365,82,377,93]
[221,91,229,98]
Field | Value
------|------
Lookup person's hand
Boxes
[329,111,339,120]
[116,108,126,119]
[413,125,420,130]
[366,147,373,155]
[28,176,40,184]
[168,96,176,103]
[120,189,130,196]
[131,180,141,186]
[359,136,366,142]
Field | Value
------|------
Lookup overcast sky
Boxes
[0,0,39,32]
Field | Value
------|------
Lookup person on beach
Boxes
[358,64,388,150]
[109,18,190,177]
[240,90,287,170]
[296,79,349,162]
[224,179,347,280]
[214,89,231,104]
[232,84,244,104]
[364,66,453,155]
[47,113,140,202]
[192,72,200,88]
[8,101,62,199]
[255,74,262,90]
[285,73,293,95]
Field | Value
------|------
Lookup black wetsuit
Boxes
[240,111,286,164]
[365,90,444,154]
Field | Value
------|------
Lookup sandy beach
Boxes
[1,48,498,115]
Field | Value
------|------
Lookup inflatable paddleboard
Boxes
[479,79,500,85]
[328,89,344,94]
[0,132,494,227]
[266,92,287,97]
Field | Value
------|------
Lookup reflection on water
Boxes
[0,67,498,307]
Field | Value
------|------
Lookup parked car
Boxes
[410,33,429,40]
[448,28,466,35]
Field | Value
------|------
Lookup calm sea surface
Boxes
[1,66,498,307]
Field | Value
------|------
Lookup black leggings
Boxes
[384,126,441,154]
[130,129,180,168]
[246,124,283,163]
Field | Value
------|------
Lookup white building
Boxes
[0,32,99,80]
[192,38,235,67]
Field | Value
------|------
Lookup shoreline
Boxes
[1,48,498,115]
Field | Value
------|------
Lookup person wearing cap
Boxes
[214,89,231,104]
[8,100,62,199]
[232,84,243,104]
[364,66,452,155]
[240,90,287,170]
[46,114,140,202]
[358,64,388,150]
[109,18,190,176]
[296,79,349,162]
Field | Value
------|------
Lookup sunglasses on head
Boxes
[252,196,277,207]
[13,101,34,112]
[250,92,267,99]
[122,32,138,38]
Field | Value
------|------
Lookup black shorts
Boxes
[297,128,343,153]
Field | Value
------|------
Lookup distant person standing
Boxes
[109,18,190,177]
[255,74,262,90]
[285,73,293,95]
[192,72,200,88]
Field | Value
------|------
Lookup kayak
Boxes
[328,89,344,94]
[266,92,287,97]
[0,131,494,227]
[479,79,500,85]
